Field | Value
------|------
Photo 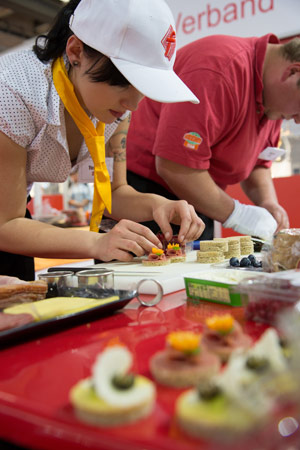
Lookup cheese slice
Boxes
[4,296,119,321]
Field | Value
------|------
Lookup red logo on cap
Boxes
[161,25,176,61]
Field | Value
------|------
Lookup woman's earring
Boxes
[73,61,79,67]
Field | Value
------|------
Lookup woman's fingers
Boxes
[94,219,162,262]
[153,200,205,243]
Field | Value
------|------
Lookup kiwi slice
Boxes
[246,356,270,372]
[198,382,222,400]
[112,373,135,390]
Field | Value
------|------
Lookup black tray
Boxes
[0,289,137,347]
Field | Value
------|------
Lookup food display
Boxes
[176,327,298,443]
[1,231,300,449]
[70,345,156,426]
[149,331,220,388]
[201,314,252,362]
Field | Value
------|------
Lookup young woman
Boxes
[0,0,203,280]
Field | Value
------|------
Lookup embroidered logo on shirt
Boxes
[161,25,176,61]
[183,132,202,150]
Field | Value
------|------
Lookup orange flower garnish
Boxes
[105,337,125,348]
[167,331,201,354]
[206,314,234,335]
[152,247,164,256]
[167,243,180,250]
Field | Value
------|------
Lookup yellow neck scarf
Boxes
[52,56,111,232]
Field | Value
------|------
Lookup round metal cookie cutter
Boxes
[135,279,163,306]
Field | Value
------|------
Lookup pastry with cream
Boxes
[70,345,156,426]
[150,331,220,388]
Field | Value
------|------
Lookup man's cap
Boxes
[69,0,199,104]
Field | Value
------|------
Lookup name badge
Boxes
[259,147,285,161]
[78,157,114,182]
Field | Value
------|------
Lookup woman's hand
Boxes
[152,199,205,243]
[93,219,163,262]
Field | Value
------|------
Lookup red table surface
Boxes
[0,290,298,450]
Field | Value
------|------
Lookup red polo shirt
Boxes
[127,34,281,191]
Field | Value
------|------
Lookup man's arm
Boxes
[156,156,280,239]
[241,166,289,230]
[155,156,235,222]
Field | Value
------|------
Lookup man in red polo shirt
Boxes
[126,33,296,240]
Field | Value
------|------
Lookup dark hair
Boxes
[281,37,300,62]
[33,0,130,87]
[280,37,300,88]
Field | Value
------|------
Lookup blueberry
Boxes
[230,257,240,267]
[248,254,256,262]
[240,257,251,267]
[253,260,262,268]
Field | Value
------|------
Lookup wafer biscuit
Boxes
[196,251,224,263]
[200,240,228,252]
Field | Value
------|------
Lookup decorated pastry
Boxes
[176,329,285,442]
[156,233,186,254]
[150,331,220,388]
[142,247,170,266]
[219,328,296,401]
[176,379,268,442]
[70,345,156,426]
[165,243,186,263]
[202,314,252,362]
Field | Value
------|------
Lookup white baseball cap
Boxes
[69,0,199,104]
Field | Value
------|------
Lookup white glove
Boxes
[223,200,277,240]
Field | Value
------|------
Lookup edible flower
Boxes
[167,243,180,250]
[167,331,201,354]
[206,314,234,335]
[151,247,164,256]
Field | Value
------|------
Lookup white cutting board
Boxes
[93,251,213,294]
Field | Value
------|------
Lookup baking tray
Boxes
[0,289,136,347]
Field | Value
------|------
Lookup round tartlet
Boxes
[150,331,220,388]
[70,375,155,426]
[70,345,156,426]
